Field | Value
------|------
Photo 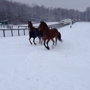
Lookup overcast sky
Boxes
[10,0,90,11]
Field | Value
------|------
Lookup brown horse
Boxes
[28,21,43,45]
[38,21,62,50]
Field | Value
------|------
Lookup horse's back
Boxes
[29,28,38,38]
[51,28,58,32]
[49,28,59,34]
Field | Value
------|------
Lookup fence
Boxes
[0,26,29,37]
[0,23,70,37]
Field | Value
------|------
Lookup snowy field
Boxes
[0,22,90,90]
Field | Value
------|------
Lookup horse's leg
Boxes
[44,39,47,48]
[29,32,32,44]
[55,33,58,45]
[38,36,40,44]
[46,39,50,50]
[29,37,32,44]
[55,37,57,45]
[43,39,49,50]
[39,37,41,44]
[52,39,55,45]
[33,38,36,45]
[51,39,55,49]
[41,37,43,44]
[38,36,42,44]
[39,36,42,44]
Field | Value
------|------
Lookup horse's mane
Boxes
[40,21,49,29]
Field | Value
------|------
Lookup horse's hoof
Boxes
[46,47,50,50]
[30,42,32,45]
[34,43,36,45]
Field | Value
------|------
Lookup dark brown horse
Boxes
[38,21,62,50]
[28,21,43,45]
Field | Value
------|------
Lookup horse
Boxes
[38,21,62,50]
[28,21,43,45]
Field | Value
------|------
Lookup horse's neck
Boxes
[29,26,34,32]
[46,26,49,30]
[43,27,49,35]
[45,25,49,29]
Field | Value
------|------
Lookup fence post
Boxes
[3,29,5,37]
[18,26,20,36]
[23,29,25,35]
[18,26,19,29]
[18,29,20,36]
[11,29,13,36]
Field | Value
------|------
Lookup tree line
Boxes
[0,0,90,24]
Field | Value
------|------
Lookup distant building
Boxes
[59,18,74,25]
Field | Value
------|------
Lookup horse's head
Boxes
[38,22,44,31]
[28,21,32,27]
[28,21,33,31]
[38,21,49,31]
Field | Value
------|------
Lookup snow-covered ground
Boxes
[0,22,90,90]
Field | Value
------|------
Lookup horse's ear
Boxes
[30,21,32,23]
[40,21,43,23]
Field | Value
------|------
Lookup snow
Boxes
[0,22,90,90]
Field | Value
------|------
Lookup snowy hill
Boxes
[0,22,90,90]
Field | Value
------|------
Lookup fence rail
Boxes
[0,28,28,37]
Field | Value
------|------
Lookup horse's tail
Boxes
[58,32,63,42]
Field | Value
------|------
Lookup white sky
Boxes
[10,0,90,11]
